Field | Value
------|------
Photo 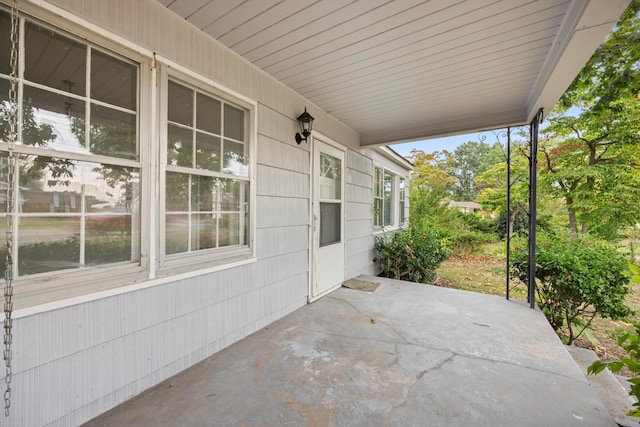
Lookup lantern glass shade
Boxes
[297,108,314,138]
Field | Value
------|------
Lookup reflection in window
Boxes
[18,25,139,160]
[165,79,249,257]
[374,167,398,228]
[319,153,341,200]
[12,155,140,276]
[399,178,406,225]
[383,171,393,226]
[374,167,383,227]
[0,12,141,277]
[165,175,248,254]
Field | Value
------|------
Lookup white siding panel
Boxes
[257,165,309,199]
[344,148,375,280]
[346,201,372,221]
[346,249,378,278]
[346,219,372,241]
[346,234,374,257]
[258,104,304,149]
[11,263,309,427]
[346,183,372,204]
[255,225,308,259]
[258,135,309,174]
[347,149,373,176]
[347,167,372,189]
[256,196,309,228]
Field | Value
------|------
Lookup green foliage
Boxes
[476,143,529,209]
[560,0,640,113]
[454,211,494,234]
[494,209,528,239]
[540,98,640,239]
[451,141,501,201]
[587,264,640,417]
[374,224,450,284]
[447,230,493,256]
[546,1,640,239]
[510,232,633,345]
[588,319,640,418]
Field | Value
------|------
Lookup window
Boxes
[0,8,255,306]
[319,152,341,247]
[0,11,141,277]
[399,178,406,224]
[383,171,394,226]
[163,78,250,259]
[374,167,384,227]
[373,166,406,229]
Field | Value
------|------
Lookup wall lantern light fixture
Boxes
[295,107,314,144]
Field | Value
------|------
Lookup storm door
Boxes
[310,137,345,300]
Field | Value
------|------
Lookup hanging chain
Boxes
[4,0,19,418]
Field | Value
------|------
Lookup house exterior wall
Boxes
[345,149,376,278]
[1,1,410,426]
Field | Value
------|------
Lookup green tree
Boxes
[476,143,530,237]
[544,1,640,239]
[408,149,457,224]
[540,98,640,239]
[560,0,640,114]
[451,141,492,201]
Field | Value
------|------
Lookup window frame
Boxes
[399,177,407,225]
[0,9,152,291]
[157,67,256,272]
[373,164,407,232]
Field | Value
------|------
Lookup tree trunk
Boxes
[508,206,526,237]
[567,197,579,238]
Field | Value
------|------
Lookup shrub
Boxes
[588,264,640,418]
[448,230,494,256]
[374,224,450,284]
[454,211,495,234]
[494,209,529,239]
[588,319,640,417]
[510,232,633,345]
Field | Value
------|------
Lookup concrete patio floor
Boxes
[84,276,616,426]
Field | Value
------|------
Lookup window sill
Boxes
[14,253,257,317]
[158,248,255,276]
[373,225,407,236]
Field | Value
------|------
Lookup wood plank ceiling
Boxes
[157,0,628,146]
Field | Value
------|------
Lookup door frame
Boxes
[308,131,346,302]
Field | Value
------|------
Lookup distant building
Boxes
[449,201,483,214]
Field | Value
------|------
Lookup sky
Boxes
[389,106,582,159]
[389,131,486,158]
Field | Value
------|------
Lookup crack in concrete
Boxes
[390,353,458,412]
[327,293,587,386]
[325,295,411,345]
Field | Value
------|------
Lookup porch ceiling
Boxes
[157,0,629,146]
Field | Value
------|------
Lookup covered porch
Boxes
[84,277,614,426]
